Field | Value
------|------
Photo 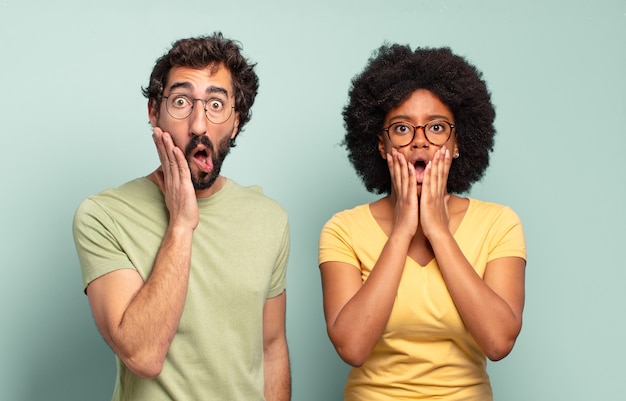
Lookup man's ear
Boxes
[148,99,159,127]
[230,114,240,140]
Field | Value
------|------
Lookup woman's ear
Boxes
[377,135,388,160]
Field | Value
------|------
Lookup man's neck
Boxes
[195,175,226,199]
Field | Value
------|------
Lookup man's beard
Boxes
[184,135,232,190]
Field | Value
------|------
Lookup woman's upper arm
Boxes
[483,256,527,321]
[319,261,362,328]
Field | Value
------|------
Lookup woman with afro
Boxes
[318,44,526,400]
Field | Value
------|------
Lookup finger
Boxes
[152,128,169,168]
[434,147,446,194]
[162,133,184,188]
[395,150,410,198]
[425,144,441,195]
[437,147,451,194]
[443,148,452,188]
[388,148,403,196]
[429,147,445,197]
[172,146,190,182]
[407,160,417,203]
[422,159,433,199]
[161,132,177,182]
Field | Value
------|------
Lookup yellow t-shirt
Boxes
[319,198,526,401]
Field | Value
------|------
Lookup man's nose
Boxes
[189,99,208,136]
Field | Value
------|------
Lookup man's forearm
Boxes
[111,225,193,377]
[264,339,291,401]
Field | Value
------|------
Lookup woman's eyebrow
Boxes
[389,113,452,122]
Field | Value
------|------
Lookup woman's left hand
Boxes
[420,146,453,240]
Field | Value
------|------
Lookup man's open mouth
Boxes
[193,149,213,172]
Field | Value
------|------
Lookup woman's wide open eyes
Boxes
[429,122,444,133]
[393,123,411,134]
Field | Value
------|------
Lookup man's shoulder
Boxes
[75,177,161,219]
[83,177,156,202]
[227,179,285,208]
[220,179,288,223]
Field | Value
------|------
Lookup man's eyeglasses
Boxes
[383,120,455,147]
[162,93,235,124]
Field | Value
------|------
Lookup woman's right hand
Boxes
[387,148,419,239]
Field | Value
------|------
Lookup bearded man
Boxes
[72,33,291,401]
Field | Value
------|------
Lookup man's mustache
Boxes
[185,135,214,157]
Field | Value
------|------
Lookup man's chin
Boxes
[192,172,219,190]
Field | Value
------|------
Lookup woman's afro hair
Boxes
[342,43,496,194]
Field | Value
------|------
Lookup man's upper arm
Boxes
[87,269,144,348]
[263,291,287,347]
[73,197,137,290]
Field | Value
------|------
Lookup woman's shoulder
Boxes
[467,198,522,225]
[321,203,376,235]
[326,202,372,223]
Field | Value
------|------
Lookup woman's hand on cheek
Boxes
[387,148,419,239]
[420,146,452,239]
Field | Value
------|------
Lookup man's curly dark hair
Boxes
[343,43,496,194]
[142,32,259,146]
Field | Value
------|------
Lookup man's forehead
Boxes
[166,64,234,94]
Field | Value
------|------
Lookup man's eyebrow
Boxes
[168,81,192,92]
[206,85,229,96]
[167,82,229,97]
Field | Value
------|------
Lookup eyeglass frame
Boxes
[382,120,456,148]
[161,94,236,125]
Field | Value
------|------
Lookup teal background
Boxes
[1,1,624,400]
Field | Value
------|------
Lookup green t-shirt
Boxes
[73,177,289,401]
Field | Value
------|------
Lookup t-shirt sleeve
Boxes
[267,218,290,298]
[318,212,360,268]
[72,198,136,290]
[487,206,527,263]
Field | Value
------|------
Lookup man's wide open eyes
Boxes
[172,96,190,108]
[208,99,224,111]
